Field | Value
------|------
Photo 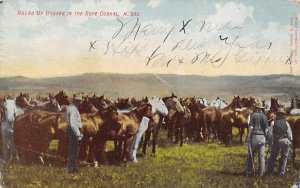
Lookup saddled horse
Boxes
[142,97,168,156]
[163,94,185,145]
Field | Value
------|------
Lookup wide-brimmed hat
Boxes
[255,100,265,109]
[277,108,286,114]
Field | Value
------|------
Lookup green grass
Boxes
[4,129,300,188]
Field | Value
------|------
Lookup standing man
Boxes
[245,100,268,177]
[66,95,83,173]
[266,107,293,176]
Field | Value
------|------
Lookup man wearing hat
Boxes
[266,107,293,176]
[65,94,83,173]
[245,100,268,176]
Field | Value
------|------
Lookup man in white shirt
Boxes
[65,95,83,173]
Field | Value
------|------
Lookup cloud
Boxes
[207,2,254,26]
[147,0,163,8]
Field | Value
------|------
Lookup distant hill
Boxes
[0,73,299,101]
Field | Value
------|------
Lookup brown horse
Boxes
[234,97,256,143]
[285,115,300,162]
[218,96,242,144]
[182,97,205,142]
[203,96,242,143]
[163,94,185,144]
[93,103,153,164]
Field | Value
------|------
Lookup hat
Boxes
[255,100,265,109]
[277,108,286,114]
[73,94,83,101]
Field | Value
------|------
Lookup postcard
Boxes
[0,0,299,187]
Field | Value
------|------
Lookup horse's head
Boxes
[16,92,31,108]
[78,98,98,114]
[270,97,279,111]
[54,90,70,106]
[149,97,168,117]
[115,97,133,110]
[101,105,119,121]
[232,96,242,109]
[165,96,184,114]
[3,98,17,122]
[136,103,153,119]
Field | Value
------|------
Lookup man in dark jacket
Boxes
[266,108,293,176]
[245,100,268,176]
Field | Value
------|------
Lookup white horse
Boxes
[210,97,227,109]
[196,97,210,107]
[149,97,168,117]
[264,99,271,111]
[290,97,300,115]
[1,98,19,162]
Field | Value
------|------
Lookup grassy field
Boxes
[4,129,300,188]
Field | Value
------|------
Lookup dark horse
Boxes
[142,97,168,156]
[163,94,185,146]
[203,96,242,143]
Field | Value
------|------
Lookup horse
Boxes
[1,98,19,162]
[163,94,185,145]
[182,97,205,142]
[195,97,210,107]
[78,97,99,114]
[16,93,62,113]
[93,103,153,164]
[218,96,242,145]
[203,96,241,143]
[285,115,300,163]
[234,97,256,143]
[142,97,168,156]
[89,95,114,111]
[210,97,227,109]
[115,98,133,110]
[289,97,300,115]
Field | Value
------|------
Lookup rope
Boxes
[14,144,97,166]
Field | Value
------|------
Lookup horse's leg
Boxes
[179,122,184,147]
[152,127,160,156]
[239,127,244,144]
[174,118,179,144]
[123,136,133,163]
[142,130,151,155]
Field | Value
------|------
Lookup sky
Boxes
[0,0,299,78]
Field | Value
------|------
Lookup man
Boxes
[245,100,268,177]
[66,95,83,173]
[266,107,293,176]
